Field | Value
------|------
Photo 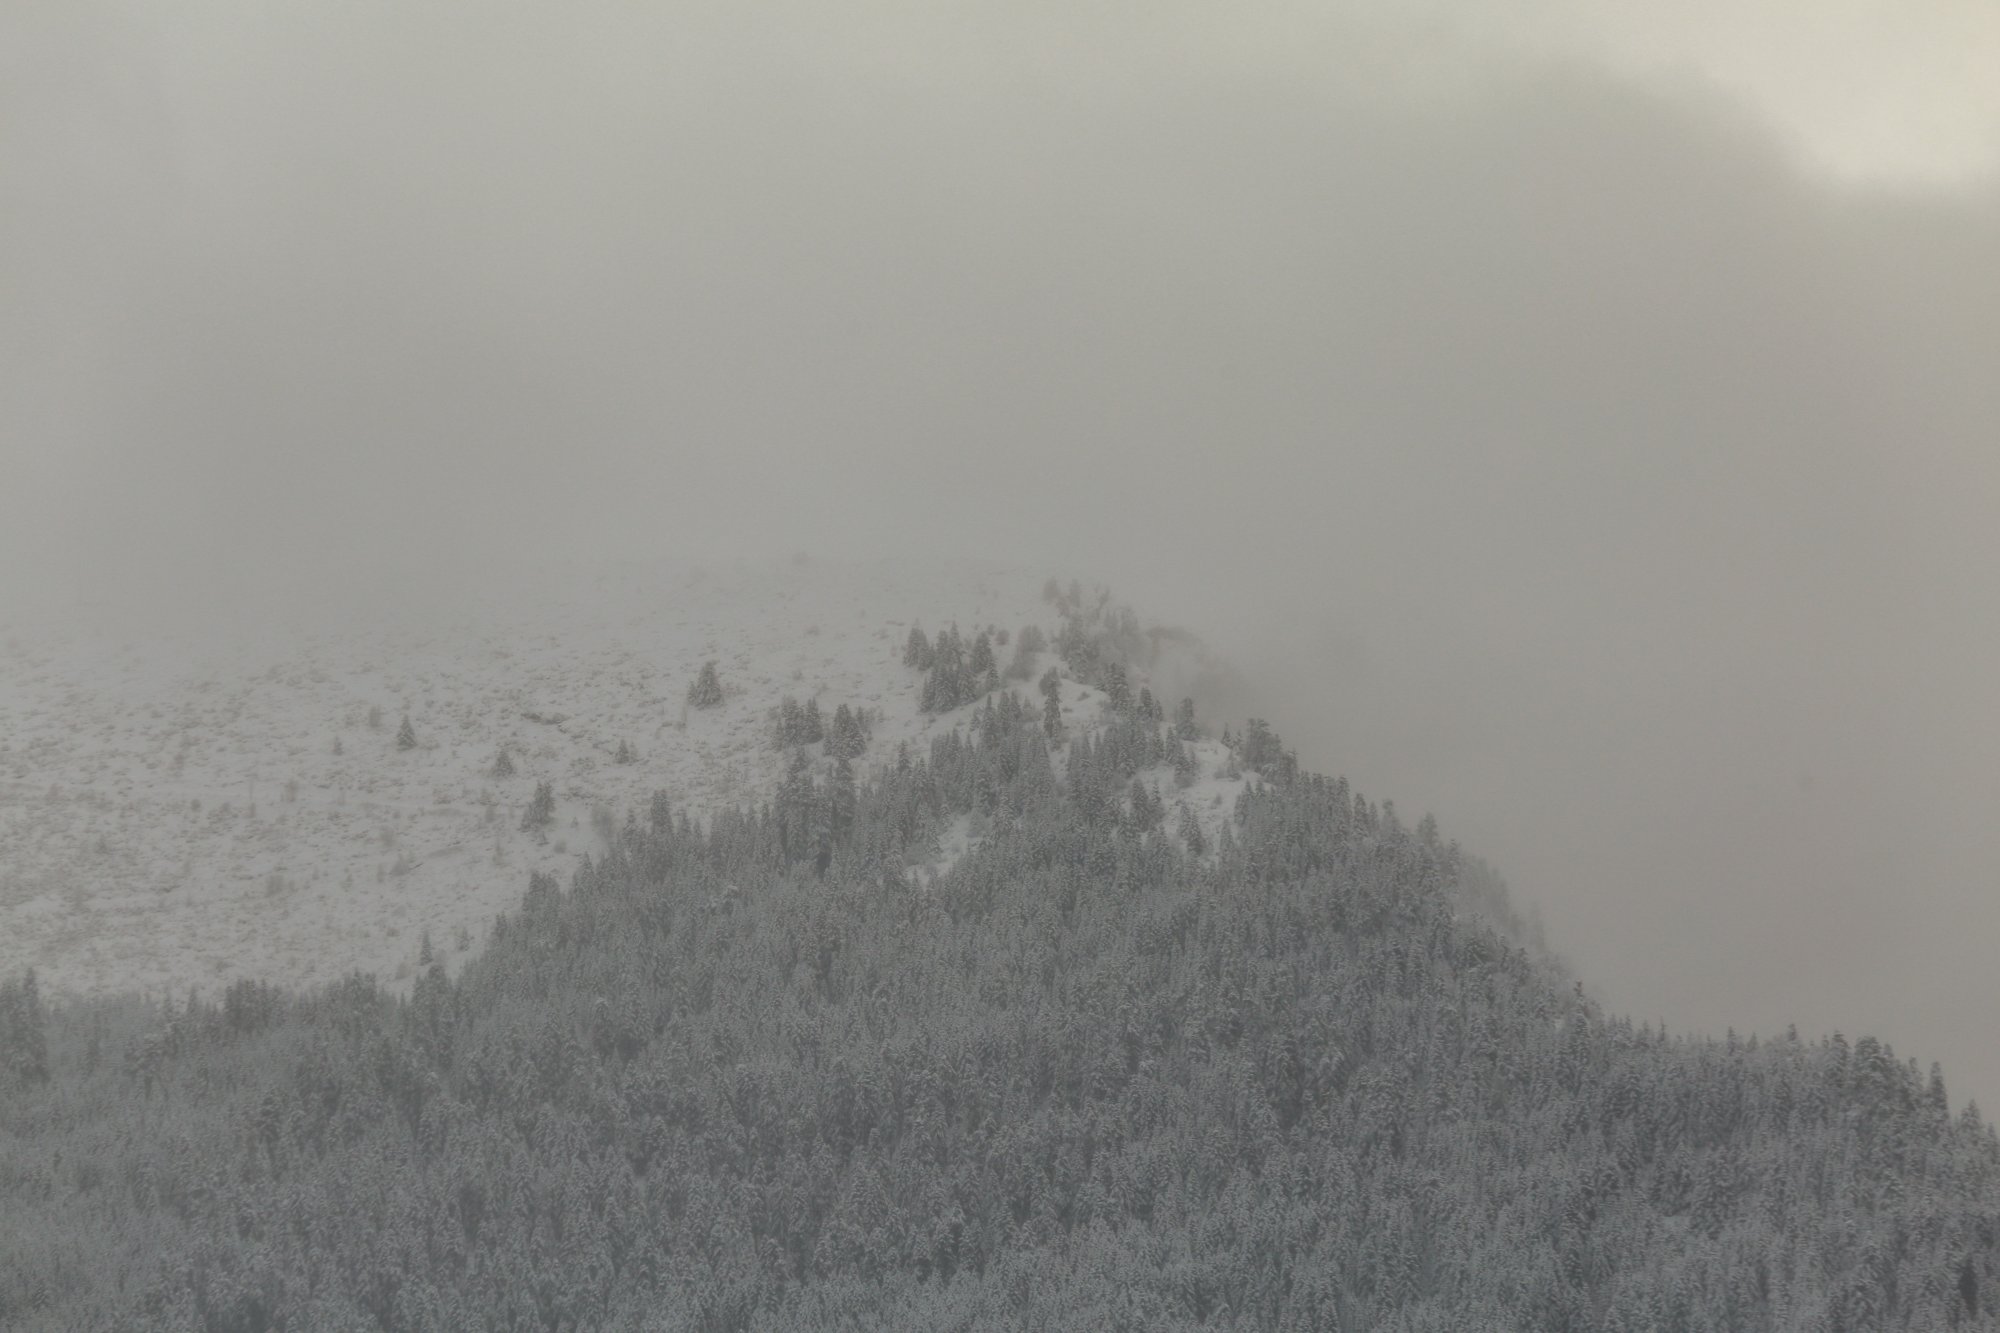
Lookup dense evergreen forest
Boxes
[3,596,1998,1330]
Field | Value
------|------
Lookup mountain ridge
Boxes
[2,560,1996,1329]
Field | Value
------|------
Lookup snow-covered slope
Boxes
[0,558,1094,1000]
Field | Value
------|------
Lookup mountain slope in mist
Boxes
[3,573,1997,1330]
[0,559,1097,999]
[0,559,1246,1006]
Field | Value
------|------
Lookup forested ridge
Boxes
[3,599,1997,1330]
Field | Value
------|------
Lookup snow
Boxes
[914,812,982,883]
[0,557,1067,1003]
[1129,739,1250,853]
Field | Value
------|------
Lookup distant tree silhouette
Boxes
[1127,778,1161,832]
[1177,802,1207,856]
[828,756,856,849]
[828,704,865,760]
[492,748,515,778]
[396,715,417,750]
[687,661,724,709]
[1102,663,1131,714]
[776,697,805,748]
[1240,717,1296,781]
[1006,625,1046,680]
[921,627,967,713]
[776,750,814,860]
[0,969,48,1087]
[521,780,555,832]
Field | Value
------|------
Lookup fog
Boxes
[6,3,2000,1103]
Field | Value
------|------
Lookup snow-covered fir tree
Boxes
[687,661,724,709]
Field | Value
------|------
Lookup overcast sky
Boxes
[5,1,2000,1102]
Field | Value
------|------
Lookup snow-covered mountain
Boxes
[8,556,1999,1332]
[0,557,1238,1001]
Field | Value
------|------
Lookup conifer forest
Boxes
[4,599,1996,1331]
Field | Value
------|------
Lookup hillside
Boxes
[1,568,1996,1330]
[1,558,1227,1001]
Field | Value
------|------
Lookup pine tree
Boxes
[1006,625,1046,681]
[828,756,856,848]
[492,748,515,778]
[688,661,724,709]
[0,969,49,1086]
[923,628,966,713]
[396,715,417,750]
[904,625,933,670]
[969,633,996,682]
[829,704,864,760]
[1068,735,1103,819]
[1127,778,1160,832]
[418,930,434,967]
[1177,803,1207,856]
[1174,696,1199,741]
[614,739,635,764]
[778,750,814,860]
[1242,718,1281,772]
[521,780,555,832]
[1043,692,1064,743]
[1102,663,1131,713]
[803,697,824,745]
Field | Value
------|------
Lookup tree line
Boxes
[1,599,1996,1330]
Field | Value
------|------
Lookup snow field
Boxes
[0,557,1236,1003]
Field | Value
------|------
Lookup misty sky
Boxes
[5,2,2000,1102]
